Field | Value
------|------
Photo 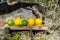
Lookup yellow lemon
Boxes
[27,18,35,26]
[14,18,22,26]
[35,18,42,26]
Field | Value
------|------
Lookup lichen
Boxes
[39,0,60,30]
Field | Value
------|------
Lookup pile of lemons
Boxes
[7,17,42,27]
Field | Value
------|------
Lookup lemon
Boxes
[27,18,35,26]
[35,18,42,26]
[7,19,14,26]
[22,20,28,26]
[14,18,22,26]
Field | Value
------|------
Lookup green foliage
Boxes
[11,34,20,40]
[7,34,20,40]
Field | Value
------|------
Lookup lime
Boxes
[10,23,15,26]
[7,19,14,26]
[22,20,28,26]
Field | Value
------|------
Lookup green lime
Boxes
[22,20,28,26]
[19,24,23,27]
[10,23,15,26]
[15,24,20,26]
[14,23,22,27]
[7,19,14,26]
[15,24,22,27]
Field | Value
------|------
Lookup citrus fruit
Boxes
[35,18,42,26]
[27,18,35,26]
[7,19,14,26]
[22,20,28,26]
[14,18,22,26]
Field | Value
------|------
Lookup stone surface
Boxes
[0,0,60,40]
